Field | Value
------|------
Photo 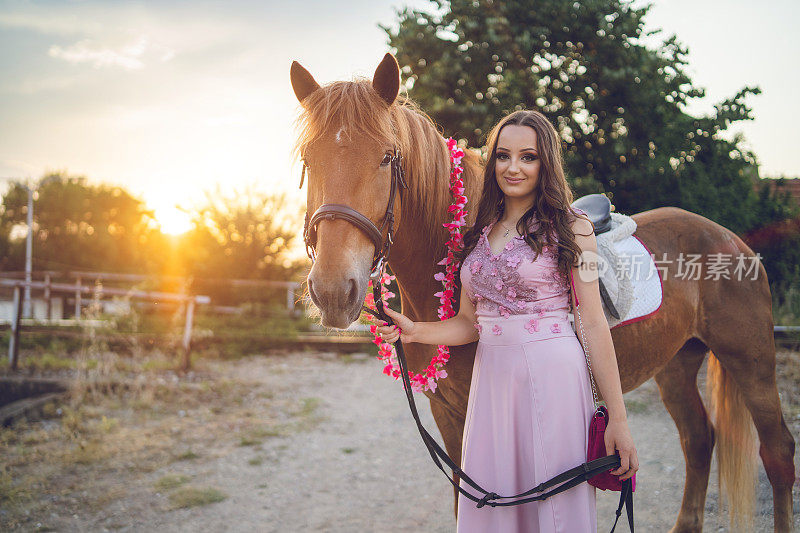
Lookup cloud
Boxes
[0,3,256,49]
[1,2,253,72]
[47,36,175,70]
[48,38,144,70]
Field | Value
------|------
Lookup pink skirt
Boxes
[456,313,597,533]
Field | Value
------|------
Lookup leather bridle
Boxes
[301,148,407,280]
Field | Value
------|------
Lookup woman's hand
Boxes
[604,418,639,481]
[374,307,417,343]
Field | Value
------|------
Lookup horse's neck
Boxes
[387,145,481,322]
[388,240,443,322]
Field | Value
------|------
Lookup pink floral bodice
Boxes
[460,214,574,320]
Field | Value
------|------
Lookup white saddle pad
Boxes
[611,235,663,328]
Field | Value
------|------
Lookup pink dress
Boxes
[456,213,597,533]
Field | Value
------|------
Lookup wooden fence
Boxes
[1,279,209,371]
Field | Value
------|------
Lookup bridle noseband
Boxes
[301,149,407,279]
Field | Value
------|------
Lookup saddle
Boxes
[571,194,636,325]
[572,193,613,235]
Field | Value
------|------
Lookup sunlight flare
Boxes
[153,203,193,235]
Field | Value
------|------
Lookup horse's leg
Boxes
[428,399,466,519]
[703,334,796,532]
[653,339,715,533]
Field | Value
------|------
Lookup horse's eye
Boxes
[381,153,392,166]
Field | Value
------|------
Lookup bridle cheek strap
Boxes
[302,149,406,277]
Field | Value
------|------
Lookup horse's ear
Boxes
[372,53,400,106]
[290,61,321,105]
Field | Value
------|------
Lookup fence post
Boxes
[9,285,23,370]
[181,298,196,372]
[45,273,52,320]
[287,284,295,313]
[74,275,82,319]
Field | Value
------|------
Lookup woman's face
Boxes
[494,124,541,202]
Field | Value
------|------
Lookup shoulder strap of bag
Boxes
[571,268,635,532]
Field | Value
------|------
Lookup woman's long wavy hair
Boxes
[458,110,590,282]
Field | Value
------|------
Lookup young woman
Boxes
[376,110,638,532]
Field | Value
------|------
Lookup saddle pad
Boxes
[611,234,663,328]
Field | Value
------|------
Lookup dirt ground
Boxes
[2,349,799,532]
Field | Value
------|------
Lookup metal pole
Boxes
[23,184,33,318]
[74,275,82,319]
[182,299,196,371]
[44,273,51,320]
[287,284,295,313]
[9,285,23,370]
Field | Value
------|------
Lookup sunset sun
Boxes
[153,204,193,235]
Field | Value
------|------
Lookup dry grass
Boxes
[172,450,200,461]
[0,343,321,531]
[168,486,227,509]
[5,341,792,531]
[0,465,34,509]
[154,474,191,492]
[0,295,318,530]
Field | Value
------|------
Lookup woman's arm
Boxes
[375,278,480,346]
[571,215,639,480]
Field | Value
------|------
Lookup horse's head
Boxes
[291,54,404,328]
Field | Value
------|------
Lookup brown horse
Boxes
[290,53,795,532]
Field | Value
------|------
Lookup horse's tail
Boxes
[706,351,758,531]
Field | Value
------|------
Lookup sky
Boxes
[0,0,798,233]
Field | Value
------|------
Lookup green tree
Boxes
[743,182,800,308]
[384,0,763,232]
[178,186,306,282]
[0,172,162,274]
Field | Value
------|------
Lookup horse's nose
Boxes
[307,271,362,325]
[307,277,321,307]
[345,277,359,310]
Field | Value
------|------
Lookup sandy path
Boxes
[30,351,800,532]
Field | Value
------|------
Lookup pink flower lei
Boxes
[363,138,467,393]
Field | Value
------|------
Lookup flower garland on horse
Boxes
[363,138,467,393]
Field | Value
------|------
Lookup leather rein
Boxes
[361,287,633,531]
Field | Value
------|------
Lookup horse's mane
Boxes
[293,78,454,250]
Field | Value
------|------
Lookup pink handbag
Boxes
[587,405,637,491]
[571,270,637,492]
